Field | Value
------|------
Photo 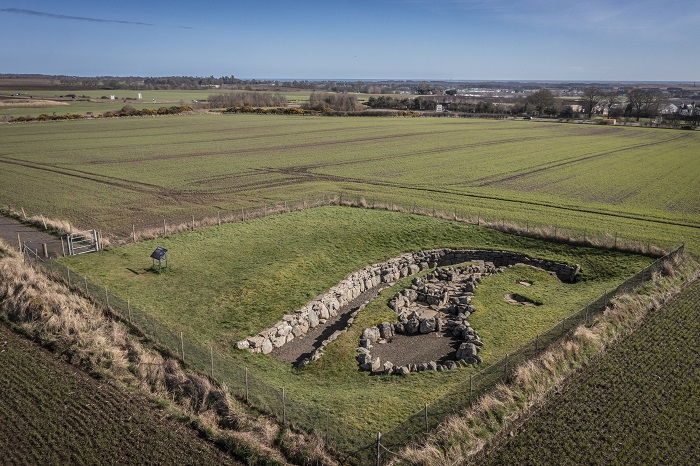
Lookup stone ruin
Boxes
[236,248,579,362]
[357,263,498,375]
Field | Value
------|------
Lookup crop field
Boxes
[481,278,700,466]
[59,207,653,432]
[0,88,316,118]
[0,320,238,465]
[1,114,698,254]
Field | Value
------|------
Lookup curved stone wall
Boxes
[236,249,579,354]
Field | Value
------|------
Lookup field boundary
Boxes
[16,219,685,463]
[3,191,679,257]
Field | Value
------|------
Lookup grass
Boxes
[0,114,697,255]
[58,207,654,433]
[395,252,698,466]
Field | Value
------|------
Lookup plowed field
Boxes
[481,279,700,465]
[0,321,238,466]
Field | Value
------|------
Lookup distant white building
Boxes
[661,104,679,114]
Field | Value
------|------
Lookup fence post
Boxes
[41,215,47,229]
[42,243,48,258]
[376,432,382,466]
[61,237,66,257]
[469,374,473,404]
[192,215,195,231]
[424,402,429,434]
[180,332,185,364]
[104,286,109,308]
[604,290,608,308]
[561,318,565,338]
[17,233,22,252]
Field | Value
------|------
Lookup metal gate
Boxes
[66,229,99,255]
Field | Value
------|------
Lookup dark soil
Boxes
[0,321,240,465]
[369,331,463,368]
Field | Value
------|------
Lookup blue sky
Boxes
[1,1,698,81]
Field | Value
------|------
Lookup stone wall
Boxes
[236,249,579,354]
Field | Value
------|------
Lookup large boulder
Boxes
[378,322,394,340]
[456,342,478,360]
[419,317,437,334]
[405,317,420,334]
[362,326,381,343]
[308,309,320,328]
[261,338,273,355]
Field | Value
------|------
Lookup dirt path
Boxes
[271,283,391,365]
[0,215,64,258]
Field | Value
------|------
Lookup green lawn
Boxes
[59,207,653,433]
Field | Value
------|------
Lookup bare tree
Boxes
[581,86,604,119]
[604,91,620,117]
[626,88,647,121]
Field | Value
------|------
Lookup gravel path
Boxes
[271,283,391,365]
[0,215,64,258]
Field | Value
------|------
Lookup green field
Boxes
[481,278,700,466]
[1,114,697,254]
[59,207,653,433]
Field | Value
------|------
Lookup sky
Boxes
[1,0,698,82]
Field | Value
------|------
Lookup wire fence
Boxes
[3,191,683,256]
[8,198,685,465]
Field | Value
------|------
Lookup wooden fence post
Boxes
[561,318,565,338]
[424,402,429,433]
[469,374,473,404]
[376,432,382,466]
